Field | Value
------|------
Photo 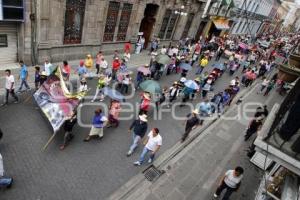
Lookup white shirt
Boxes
[161,48,167,55]
[145,131,162,151]
[78,84,88,92]
[44,62,52,76]
[5,75,15,89]
[224,170,243,188]
[100,60,108,69]
[0,153,4,177]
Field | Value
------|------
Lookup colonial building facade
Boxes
[0,0,208,66]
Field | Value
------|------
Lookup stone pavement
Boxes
[0,50,150,95]
[0,54,251,200]
[108,82,284,200]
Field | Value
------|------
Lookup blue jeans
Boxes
[139,147,155,163]
[0,177,12,187]
[18,79,30,90]
[196,66,204,74]
[129,133,141,152]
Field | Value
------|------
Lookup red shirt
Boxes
[63,65,71,74]
[112,60,120,70]
[140,98,150,111]
[124,43,131,53]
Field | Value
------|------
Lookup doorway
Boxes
[208,22,222,39]
[195,21,207,41]
[139,4,159,48]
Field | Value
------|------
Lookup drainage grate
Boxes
[143,165,162,182]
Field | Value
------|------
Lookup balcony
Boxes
[254,79,300,175]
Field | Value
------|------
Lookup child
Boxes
[34,66,41,90]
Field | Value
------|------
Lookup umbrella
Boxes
[156,54,170,65]
[212,63,225,70]
[179,62,192,71]
[239,42,248,49]
[102,87,125,102]
[137,66,151,75]
[118,70,132,76]
[140,80,162,94]
[184,80,200,90]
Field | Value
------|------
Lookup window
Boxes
[63,0,86,44]
[158,9,171,39]
[1,0,24,21]
[181,13,194,39]
[165,13,178,39]
[158,9,178,40]
[103,1,120,42]
[0,35,8,47]
[117,3,133,41]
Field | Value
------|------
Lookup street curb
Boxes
[107,80,261,200]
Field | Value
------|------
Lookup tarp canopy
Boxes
[213,19,230,30]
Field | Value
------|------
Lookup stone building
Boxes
[0,0,208,66]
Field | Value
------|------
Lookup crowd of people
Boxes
[1,31,298,194]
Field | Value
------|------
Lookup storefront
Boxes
[0,0,24,66]
[0,22,18,65]
[204,17,231,39]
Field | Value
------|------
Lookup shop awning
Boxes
[213,19,230,30]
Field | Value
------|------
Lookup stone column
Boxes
[38,0,50,48]
[130,1,146,40]
[126,2,138,42]
[189,2,206,39]
[82,0,103,45]
[172,16,187,40]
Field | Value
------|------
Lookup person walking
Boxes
[85,54,94,78]
[62,61,71,81]
[167,82,179,108]
[99,57,108,75]
[214,166,244,200]
[133,128,162,166]
[17,60,30,92]
[1,69,19,106]
[84,108,107,142]
[44,59,53,76]
[91,74,109,102]
[127,114,148,156]
[263,80,275,96]
[0,153,13,188]
[257,77,269,94]
[139,92,151,115]
[107,100,121,128]
[196,56,209,75]
[95,51,103,75]
[244,116,263,141]
[181,109,200,142]
[34,66,41,90]
[112,57,121,81]
[60,111,77,150]
[76,60,87,79]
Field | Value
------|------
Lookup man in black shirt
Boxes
[181,110,200,142]
[60,111,77,150]
[127,114,148,156]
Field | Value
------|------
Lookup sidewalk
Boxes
[0,51,151,95]
[108,83,284,200]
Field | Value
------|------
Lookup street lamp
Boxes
[174,5,188,16]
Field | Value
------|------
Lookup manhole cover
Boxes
[143,165,162,182]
